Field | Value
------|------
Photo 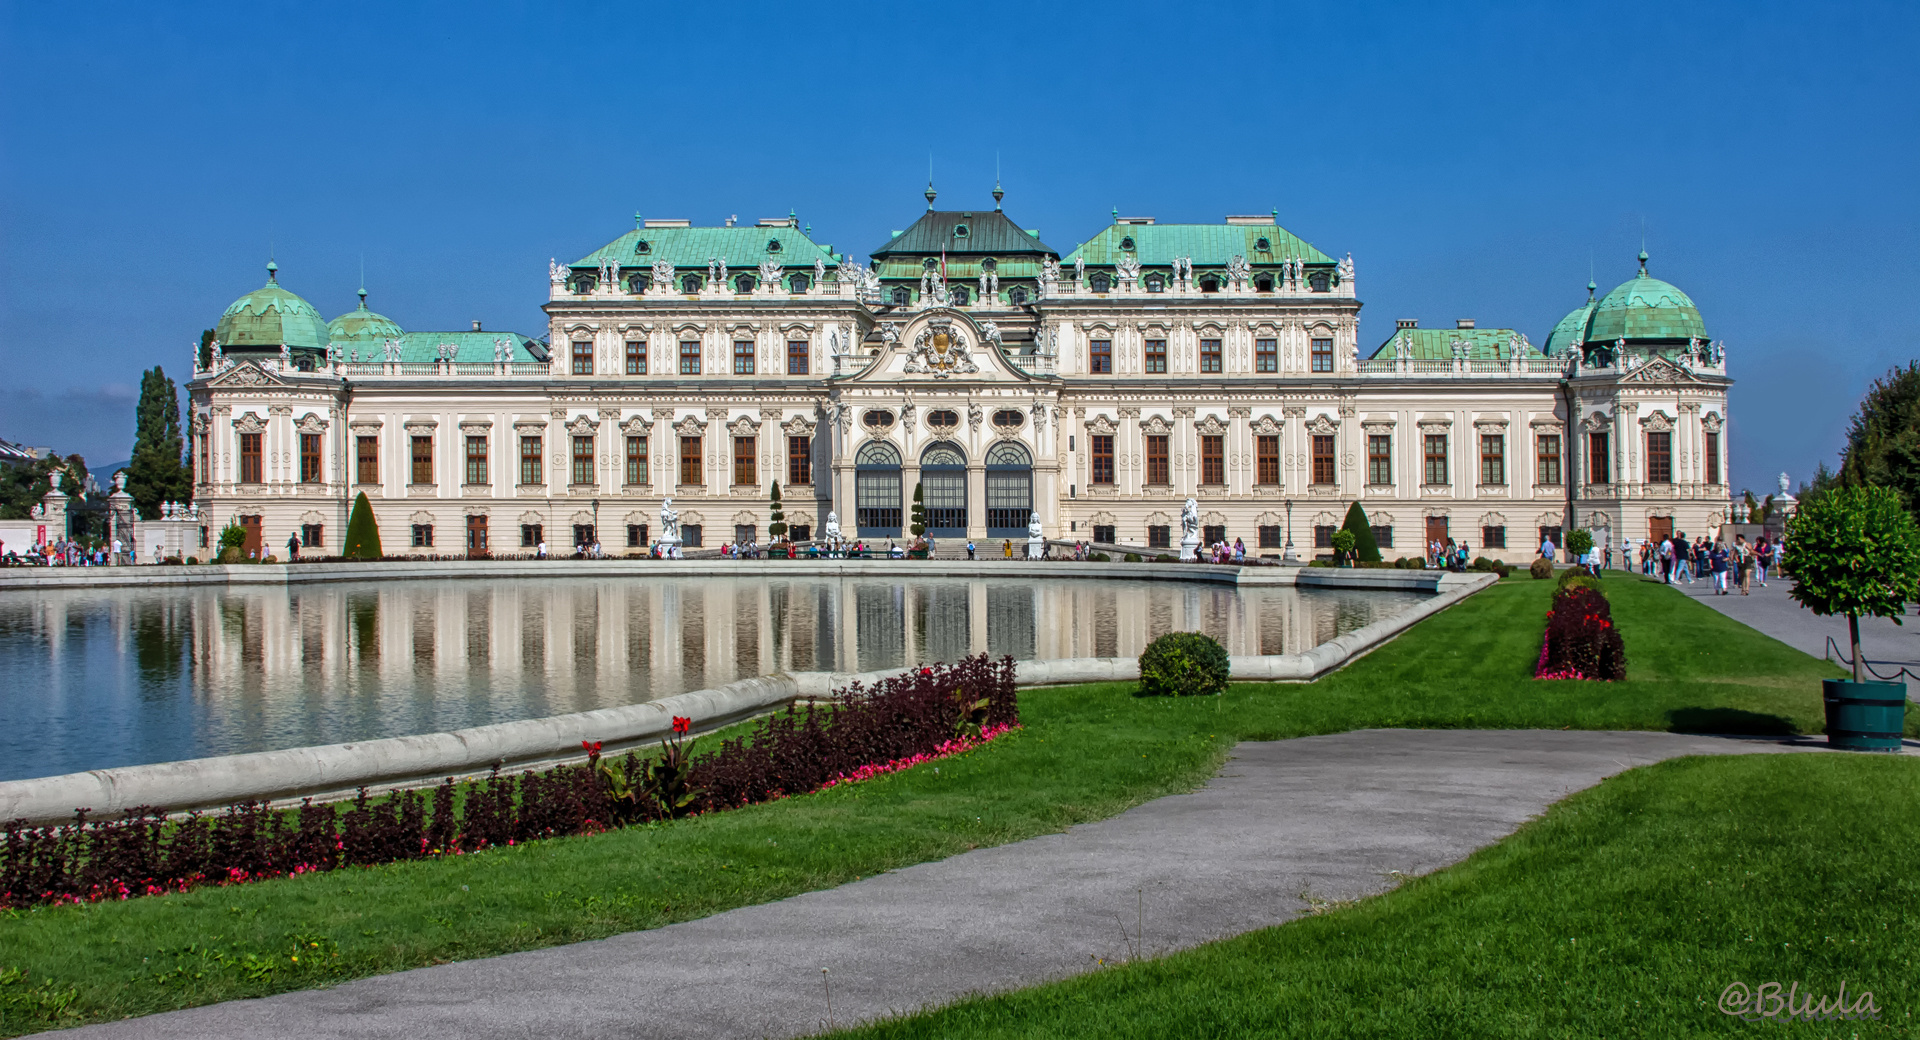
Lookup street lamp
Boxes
[1283,498,1295,563]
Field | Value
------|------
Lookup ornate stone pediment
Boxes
[1140,414,1172,435]
[1306,414,1339,436]
[1530,418,1565,435]
[207,361,283,388]
[782,414,816,437]
[458,421,491,436]
[1474,419,1509,435]
[349,419,382,435]
[1086,413,1116,435]
[1195,413,1228,436]
[1702,410,1724,433]
[292,412,328,433]
[1581,411,1612,432]
[1417,416,1452,435]
[1639,409,1675,432]
[566,415,597,436]
[621,414,652,435]
[232,411,267,433]
[1620,355,1703,385]
[729,415,759,437]
[512,420,546,435]
[1251,414,1282,436]
[674,414,706,437]
[404,420,437,436]
[1362,419,1396,435]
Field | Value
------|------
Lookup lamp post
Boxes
[1283,498,1295,563]
[591,498,600,556]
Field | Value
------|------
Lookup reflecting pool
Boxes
[0,576,1422,781]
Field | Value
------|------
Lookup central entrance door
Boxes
[240,514,263,557]
[1648,515,1673,543]
[855,440,903,538]
[1425,515,1449,549]
[466,515,489,556]
[985,441,1033,538]
[920,442,967,537]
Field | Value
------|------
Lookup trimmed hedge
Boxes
[1137,632,1230,697]
[1536,585,1627,681]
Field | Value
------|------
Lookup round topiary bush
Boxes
[1137,631,1230,697]
[1529,556,1554,580]
[1124,552,1142,562]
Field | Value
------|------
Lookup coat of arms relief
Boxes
[902,318,978,377]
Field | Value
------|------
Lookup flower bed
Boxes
[0,654,1018,910]
[1535,584,1627,681]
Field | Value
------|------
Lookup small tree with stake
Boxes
[768,480,786,542]
[909,482,926,538]
[1784,484,1920,682]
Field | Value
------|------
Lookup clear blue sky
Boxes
[2,1,1914,492]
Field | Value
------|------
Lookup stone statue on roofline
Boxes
[1074,255,1086,286]
[814,256,826,290]
[1338,252,1355,286]
[1226,255,1251,289]
[651,259,673,294]
[980,321,1003,352]
[1116,255,1141,286]
[549,258,567,288]
[759,259,782,290]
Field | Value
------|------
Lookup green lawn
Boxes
[830,752,1920,1039]
[0,574,1882,1035]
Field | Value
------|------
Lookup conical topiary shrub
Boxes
[909,482,926,537]
[768,480,786,541]
[343,491,382,559]
[1341,502,1381,563]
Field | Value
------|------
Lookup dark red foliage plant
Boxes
[1535,585,1628,681]
[0,654,1018,910]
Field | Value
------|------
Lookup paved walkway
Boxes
[67,728,1860,1040]
[1626,566,1920,701]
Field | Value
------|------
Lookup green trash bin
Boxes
[1823,679,1909,752]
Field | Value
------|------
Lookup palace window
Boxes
[1201,434,1224,485]
[300,433,321,483]
[625,435,647,485]
[1093,524,1115,543]
[1480,433,1505,486]
[1200,338,1222,373]
[521,523,542,548]
[1589,431,1611,484]
[788,340,809,375]
[1090,339,1112,374]
[1705,431,1721,485]
[680,435,702,486]
[1145,274,1164,293]
[789,273,810,293]
[239,432,262,484]
[1148,525,1170,548]
[735,274,755,294]
[1091,272,1112,293]
[733,435,756,486]
[679,341,701,375]
[1255,338,1277,373]
[1254,273,1273,292]
[1646,431,1672,483]
[356,435,377,485]
[1315,525,1335,549]
[571,341,593,375]
[519,435,542,485]
[1536,434,1562,486]
[892,287,911,306]
[1204,524,1226,546]
[411,435,433,485]
[1309,270,1331,292]
[301,523,323,548]
[1372,525,1394,549]
[734,340,755,375]
[681,274,702,293]
[1483,526,1507,549]
[465,435,487,485]
[682,525,703,548]
[1259,525,1281,549]
[1091,434,1114,485]
[1311,434,1336,485]
[788,435,812,486]
[1146,434,1170,485]
[571,434,594,486]
[1423,434,1449,486]
[1009,286,1029,304]
[1256,434,1280,486]
[1311,337,1334,373]
[951,286,970,305]
[1199,275,1219,293]
[1144,339,1167,373]
[626,341,647,374]
[627,523,649,547]
[866,409,897,428]
[627,274,648,293]
[789,523,810,542]
[1368,434,1392,485]
[411,524,433,548]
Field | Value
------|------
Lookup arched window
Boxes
[921,442,968,533]
[984,441,1032,535]
[892,287,912,306]
[1309,270,1331,292]
[635,239,651,254]
[1145,274,1165,293]
[681,274,703,294]
[789,272,810,293]
[628,274,650,293]
[855,440,903,536]
[856,440,901,465]
[1091,272,1112,293]
[572,276,596,294]
[1009,286,1029,304]
[735,274,756,294]
[1199,275,1219,293]
[766,238,782,253]
[951,286,970,305]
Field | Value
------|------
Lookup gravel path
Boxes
[63,728,1844,1040]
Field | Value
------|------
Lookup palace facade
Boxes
[184,187,1733,561]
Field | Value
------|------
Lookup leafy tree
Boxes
[1565,528,1595,558]
[909,482,926,537]
[1330,527,1356,563]
[1339,502,1381,563]
[767,481,786,540]
[0,455,58,519]
[1798,461,1841,511]
[1784,484,1920,681]
[127,366,191,518]
[198,328,216,371]
[342,492,382,559]
[57,455,89,500]
[1838,362,1920,528]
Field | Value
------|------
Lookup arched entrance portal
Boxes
[985,441,1032,538]
[920,442,967,537]
[855,440,902,538]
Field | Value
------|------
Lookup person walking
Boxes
[1710,540,1730,594]
[1734,534,1754,594]
[1539,531,1556,564]
[286,531,300,562]
[1753,535,1770,585]
[966,539,975,560]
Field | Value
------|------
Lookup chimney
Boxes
[472,320,483,332]
[1456,319,1475,329]
[1396,319,1419,330]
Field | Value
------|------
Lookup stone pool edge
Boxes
[0,571,1495,825]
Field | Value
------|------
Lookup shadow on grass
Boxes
[1666,706,1795,734]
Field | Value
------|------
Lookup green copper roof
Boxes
[337,330,545,364]
[1542,297,1595,357]
[1063,222,1333,267]
[1369,325,1545,361]
[572,225,838,271]
[215,264,334,350]
[869,209,1058,258]
[327,290,405,344]
[1584,255,1707,344]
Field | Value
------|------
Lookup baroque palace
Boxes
[185,185,1732,561]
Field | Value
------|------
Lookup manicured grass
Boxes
[0,574,1875,1034]
[830,752,1920,1039]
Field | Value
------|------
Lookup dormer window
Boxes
[681,273,703,293]
[1145,274,1165,293]
[628,274,650,293]
[1309,270,1331,292]
[1091,272,1112,293]
[572,276,595,293]
[982,258,997,272]
[953,223,969,239]
[1009,286,1029,304]
[892,286,912,305]
[1255,237,1271,251]
[1254,274,1273,292]
[789,272,810,293]
[951,286,970,305]
[635,240,651,254]
[735,274,756,294]
[1119,236,1135,251]
[767,239,782,253]
[923,257,938,270]
[1199,275,1219,293]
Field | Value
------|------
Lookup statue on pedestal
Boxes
[1026,511,1045,559]
[1179,497,1201,561]
[659,497,682,557]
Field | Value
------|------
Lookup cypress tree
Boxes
[343,492,382,559]
[128,366,190,518]
[768,480,786,540]
[909,482,926,537]
[1341,501,1381,563]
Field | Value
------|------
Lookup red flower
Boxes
[672,716,691,734]
[921,667,932,676]
[582,740,603,754]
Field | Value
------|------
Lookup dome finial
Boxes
[1637,249,1649,275]
[925,181,937,210]
[266,259,278,283]
[358,286,369,310]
